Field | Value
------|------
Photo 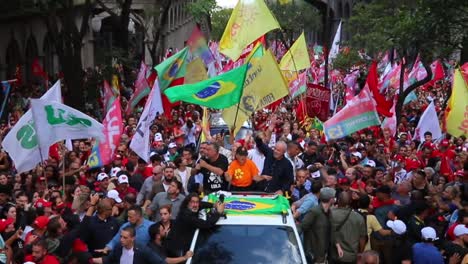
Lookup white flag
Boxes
[30,99,104,158]
[2,81,62,173]
[130,79,164,162]
[328,21,342,61]
[415,101,442,142]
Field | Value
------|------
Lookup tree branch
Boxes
[80,0,93,40]
[95,0,119,17]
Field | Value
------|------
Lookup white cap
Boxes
[168,142,177,149]
[453,224,468,237]
[421,226,438,241]
[351,152,362,159]
[386,220,407,235]
[97,173,109,182]
[154,133,163,142]
[110,167,122,177]
[107,189,122,203]
[118,174,129,184]
[366,160,376,167]
[23,262,36,264]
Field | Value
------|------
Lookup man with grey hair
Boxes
[254,137,294,194]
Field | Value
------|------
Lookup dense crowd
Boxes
[0,67,466,264]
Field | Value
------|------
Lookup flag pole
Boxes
[30,102,48,190]
[232,54,255,134]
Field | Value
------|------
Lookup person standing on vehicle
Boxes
[193,142,229,194]
[299,187,336,264]
[225,147,263,191]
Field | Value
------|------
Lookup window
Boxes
[192,225,303,264]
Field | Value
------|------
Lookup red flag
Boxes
[102,80,116,114]
[15,65,22,87]
[367,62,393,117]
[305,83,331,122]
[423,60,444,89]
[126,62,151,115]
[295,99,306,122]
[97,98,124,166]
[32,58,48,88]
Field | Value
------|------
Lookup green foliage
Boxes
[210,8,233,41]
[267,0,322,40]
[187,0,218,22]
[332,48,367,72]
[347,0,468,63]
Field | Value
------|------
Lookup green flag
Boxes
[163,63,249,109]
[208,194,290,215]
[155,47,189,91]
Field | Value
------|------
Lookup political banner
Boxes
[305,83,330,122]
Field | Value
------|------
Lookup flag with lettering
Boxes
[445,68,468,137]
[88,98,123,168]
[30,99,104,158]
[102,80,117,113]
[2,81,62,173]
[324,86,381,141]
[305,83,331,122]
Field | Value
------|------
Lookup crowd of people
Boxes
[0,57,466,264]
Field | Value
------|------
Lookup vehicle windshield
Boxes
[191,225,303,264]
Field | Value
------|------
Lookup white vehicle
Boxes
[187,192,308,264]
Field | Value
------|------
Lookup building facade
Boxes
[0,0,208,82]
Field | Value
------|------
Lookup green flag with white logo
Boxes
[30,99,104,158]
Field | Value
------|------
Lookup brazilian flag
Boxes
[163,63,249,109]
[155,47,189,91]
[208,194,290,215]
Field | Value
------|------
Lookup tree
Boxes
[187,0,217,23]
[267,0,321,43]
[210,8,233,41]
[347,0,468,123]
[39,0,94,111]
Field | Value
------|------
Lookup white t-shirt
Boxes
[120,247,134,264]
[248,148,265,174]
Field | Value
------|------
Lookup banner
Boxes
[88,98,123,168]
[208,194,290,215]
[324,87,381,141]
[305,83,330,122]
[126,62,151,115]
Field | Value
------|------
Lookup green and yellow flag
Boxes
[163,63,249,109]
[280,32,311,71]
[208,194,290,215]
[445,69,468,137]
[155,47,189,91]
[222,49,289,135]
[219,0,280,61]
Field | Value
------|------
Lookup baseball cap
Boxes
[34,216,50,229]
[386,220,407,235]
[118,174,129,184]
[421,226,439,241]
[154,133,163,142]
[453,224,468,237]
[110,167,122,177]
[440,139,449,147]
[168,142,177,149]
[366,160,376,167]
[107,189,122,203]
[319,187,336,201]
[0,218,14,232]
[351,152,362,159]
[97,172,109,182]
[34,198,52,208]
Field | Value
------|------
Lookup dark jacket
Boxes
[299,203,332,263]
[255,137,294,193]
[165,202,221,256]
[103,242,166,264]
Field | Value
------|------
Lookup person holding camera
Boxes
[164,193,225,257]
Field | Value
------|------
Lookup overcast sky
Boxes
[216,0,238,8]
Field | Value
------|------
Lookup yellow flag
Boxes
[222,50,289,135]
[279,32,311,71]
[200,107,209,142]
[185,58,208,84]
[446,69,468,137]
[219,0,280,61]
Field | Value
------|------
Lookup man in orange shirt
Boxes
[225,147,263,191]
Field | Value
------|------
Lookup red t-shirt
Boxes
[24,254,60,264]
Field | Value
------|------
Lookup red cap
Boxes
[440,139,449,147]
[0,218,14,232]
[34,216,50,229]
[454,170,464,176]
[34,198,52,208]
